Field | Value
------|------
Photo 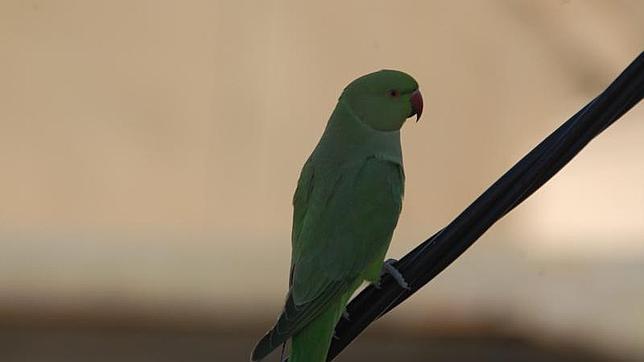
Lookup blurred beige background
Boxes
[0,1,643,361]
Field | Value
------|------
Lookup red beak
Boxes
[410,89,423,122]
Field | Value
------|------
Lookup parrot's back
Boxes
[252,151,404,361]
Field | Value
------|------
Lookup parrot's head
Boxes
[340,70,423,131]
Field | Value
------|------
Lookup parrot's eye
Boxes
[387,89,400,98]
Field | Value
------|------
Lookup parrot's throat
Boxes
[337,98,397,134]
[314,100,402,164]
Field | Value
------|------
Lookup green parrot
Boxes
[251,70,423,362]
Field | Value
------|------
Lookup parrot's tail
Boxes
[290,293,350,362]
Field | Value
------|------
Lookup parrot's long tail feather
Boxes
[290,293,350,362]
[252,282,349,361]
[252,295,322,360]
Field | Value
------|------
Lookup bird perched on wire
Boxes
[251,70,423,362]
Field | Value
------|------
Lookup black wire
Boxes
[327,51,644,361]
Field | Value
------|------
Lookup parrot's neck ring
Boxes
[337,97,378,133]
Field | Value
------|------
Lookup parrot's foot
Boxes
[377,259,411,290]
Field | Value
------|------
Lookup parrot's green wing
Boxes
[290,154,404,302]
[252,154,404,360]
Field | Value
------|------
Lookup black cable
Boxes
[327,51,644,361]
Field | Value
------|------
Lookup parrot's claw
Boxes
[380,258,411,290]
[342,310,351,321]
